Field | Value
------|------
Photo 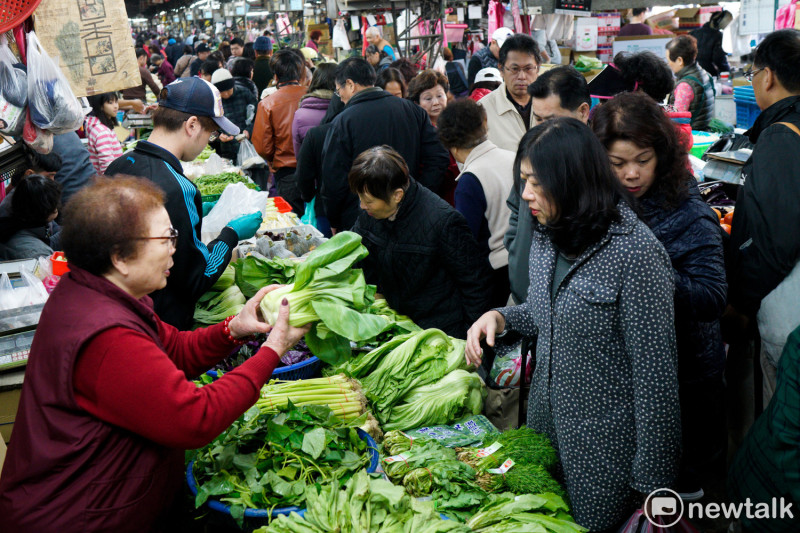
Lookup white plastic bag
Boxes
[201,182,269,243]
[237,139,267,169]
[26,31,85,134]
[332,19,351,50]
[0,268,49,311]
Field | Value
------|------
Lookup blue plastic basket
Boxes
[187,429,379,521]
[206,355,323,382]
[734,99,761,129]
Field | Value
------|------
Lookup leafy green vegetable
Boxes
[256,374,368,422]
[191,404,371,523]
[233,255,297,298]
[491,464,566,498]
[461,427,559,473]
[193,265,246,327]
[466,493,583,532]
[193,171,258,196]
[253,469,472,533]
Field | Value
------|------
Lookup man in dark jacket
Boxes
[350,146,492,339]
[106,78,262,329]
[253,36,273,97]
[322,58,450,231]
[690,11,732,78]
[729,29,800,405]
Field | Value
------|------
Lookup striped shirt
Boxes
[84,115,123,175]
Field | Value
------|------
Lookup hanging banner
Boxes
[33,0,140,97]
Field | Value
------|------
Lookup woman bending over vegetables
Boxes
[0,177,309,532]
[465,118,681,532]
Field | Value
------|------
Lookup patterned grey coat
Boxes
[498,202,681,531]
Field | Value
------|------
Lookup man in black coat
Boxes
[690,10,732,78]
[322,58,450,231]
[349,146,492,339]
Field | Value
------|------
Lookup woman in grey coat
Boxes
[466,118,681,532]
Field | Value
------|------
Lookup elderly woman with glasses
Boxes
[0,177,310,532]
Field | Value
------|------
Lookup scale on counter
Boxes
[0,304,43,372]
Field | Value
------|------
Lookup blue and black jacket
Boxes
[106,141,239,330]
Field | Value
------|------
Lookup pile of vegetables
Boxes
[262,198,301,230]
[196,145,215,162]
[191,404,374,522]
[466,493,587,533]
[258,232,418,365]
[193,265,246,327]
[335,328,483,430]
[194,171,258,196]
[255,469,472,533]
[256,374,368,423]
[457,428,565,499]
[233,255,297,298]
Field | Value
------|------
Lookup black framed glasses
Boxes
[743,67,765,83]
[133,227,178,248]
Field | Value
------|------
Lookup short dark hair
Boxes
[499,34,541,66]
[632,7,647,16]
[150,53,163,62]
[310,30,323,41]
[365,44,385,58]
[87,92,120,130]
[592,92,690,209]
[754,29,800,93]
[348,146,410,202]
[271,49,304,83]
[135,47,147,59]
[61,176,166,276]
[389,58,419,84]
[183,45,193,55]
[230,38,244,47]
[666,35,698,66]
[230,57,254,78]
[437,99,487,150]
[335,57,376,87]
[152,106,217,133]
[26,148,62,175]
[406,69,449,103]
[307,62,337,93]
[200,59,222,77]
[528,66,590,111]
[515,118,626,256]
[243,42,255,60]
[208,50,225,64]
[376,67,407,96]
[613,51,675,102]
[11,174,62,226]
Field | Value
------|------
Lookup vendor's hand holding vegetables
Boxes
[0,177,308,532]
[465,310,506,367]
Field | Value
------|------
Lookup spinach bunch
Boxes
[192,404,372,522]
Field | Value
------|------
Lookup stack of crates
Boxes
[734,86,760,129]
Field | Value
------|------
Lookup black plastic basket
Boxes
[0,142,27,191]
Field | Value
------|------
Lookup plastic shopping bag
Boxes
[23,109,54,154]
[237,138,267,169]
[201,182,269,243]
[0,267,50,311]
[26,31,85,134]
[300,197,318,228]
[0,36,27,107]
[618,509,701,533]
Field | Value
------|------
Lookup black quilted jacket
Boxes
[639,179,727,383]
[352,179,493,338]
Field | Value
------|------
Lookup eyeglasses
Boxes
[133,227,179,248]
[503,65,538,77]
[208,130,221,142]
[334,87,343,97]
[744,67,765,82]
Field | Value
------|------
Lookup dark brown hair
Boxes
[310,30,322,41]
[61,176,166,275]
[406,69,449,103]
[591,91,689,208]
[376,67,407,97]
[348,146,410,202]
[152,105,217,133]
[666,35,698,66]
[437,99,487,150]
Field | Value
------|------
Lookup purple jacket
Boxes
[292,94,331,157]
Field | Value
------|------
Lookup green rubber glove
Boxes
[226,212,263,240]
[201,201,217,216]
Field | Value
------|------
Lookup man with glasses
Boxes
[728,29,800,407]
[106,77,262,329]
[479,34,541,153]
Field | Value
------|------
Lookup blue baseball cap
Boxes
[158,77,240,135]
[254,36,272,51]
[168,38,176,45]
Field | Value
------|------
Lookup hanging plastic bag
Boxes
[618,509,701,533]
[0,37,27,108]
[23,109,54,154]
[300,197,318,228]
[26,31,85,134]
[775,0,797,30]
[0,268,50,311]
[333,19,351,50]
[201,182,269,243]
[237,138,267,169]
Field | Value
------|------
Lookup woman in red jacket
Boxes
[0,176,309,532]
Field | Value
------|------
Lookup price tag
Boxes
[475,442,503,458]
[383,453,409,464]
[487,458,515,475]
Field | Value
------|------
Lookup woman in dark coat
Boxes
[593,91,727,501]
[466,118,681,532]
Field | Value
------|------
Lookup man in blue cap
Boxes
[105,78,262,329]
[253,36,273,98]
[165,37,183,68]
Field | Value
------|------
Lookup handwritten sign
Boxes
[34,0,140,97]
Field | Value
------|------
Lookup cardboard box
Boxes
[646,9,678,31]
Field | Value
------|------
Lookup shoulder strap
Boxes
[777,121,800,137]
